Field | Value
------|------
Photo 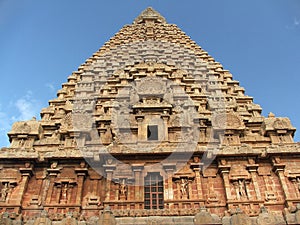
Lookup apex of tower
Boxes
[133,7,167,24]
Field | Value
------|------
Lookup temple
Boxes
[1,7,300,225]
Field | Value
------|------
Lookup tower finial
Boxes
[133,7,167,24]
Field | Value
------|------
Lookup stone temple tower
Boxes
[1,7,300,225]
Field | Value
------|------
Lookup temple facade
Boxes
[1,7,300,225]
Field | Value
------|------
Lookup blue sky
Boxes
[0,1,299,147]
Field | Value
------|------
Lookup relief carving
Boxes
[179,178,189,199]
[229,164,251,201]
[0,182,10,202]
[60,113,73,132]
[212,112,244,130]
[232,179,249,200]
[118,179,127,200]
[137,77,166,97]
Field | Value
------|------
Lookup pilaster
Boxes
[74,163,88,205]
[103,163,116,202]
[132,164,144,201]
[191,162,204,200]
[246,160,261,200]
[163,164,176,200]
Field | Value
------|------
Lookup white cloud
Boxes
[45,83,55,92]
[0,91,42,147]
[12,91,41,121]
[286,17,300,30]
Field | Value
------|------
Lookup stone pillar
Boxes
[163,164,176,200]
[132,164,144,201]
[75,163,88,205]
[218,164,232,201]
[246,162,262,200]
[103,164,116,202]
[161,114,169,142]
[191,163,204,200]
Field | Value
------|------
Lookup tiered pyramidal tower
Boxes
[1,7,300,225]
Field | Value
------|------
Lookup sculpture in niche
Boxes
[233,179,248,200]
[71,138,77,147]
[60,183,69,203]
[18,139,25,148]
[180,178,189,199]
[119,179,127,198]
[54,179,76,205]
[0,182,9,202]
[51,161,58,169]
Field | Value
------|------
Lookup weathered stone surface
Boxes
[33,211,52,225]
[0,212,13,225]
[256,207,282,225]
[61,212,78,225]
[230,209,252,225]
[194,208,221,224]
[294,204,300,224]
[97,207,116,225]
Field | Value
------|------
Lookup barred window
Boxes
[144,172,164,209]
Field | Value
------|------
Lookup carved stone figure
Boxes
[60,183,69,203]
[0,183,9,202]
[233,179,247,200]
[180,178,188,198]
[119,179,127,198]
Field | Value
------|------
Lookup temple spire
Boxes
[133,7,167,24]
